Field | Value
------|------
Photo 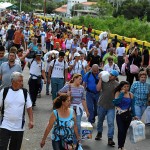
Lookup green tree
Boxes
[93,0,114,18]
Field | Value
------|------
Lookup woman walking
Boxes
[113,81,137,150]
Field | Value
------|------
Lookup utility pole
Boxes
[44,0,46,16]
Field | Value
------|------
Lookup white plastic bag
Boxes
[129,120,145,143]
[145,106,150,124]
[99,31,108,41]
[99,71,110,82]
[81,121,93,140]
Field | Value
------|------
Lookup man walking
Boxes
[48,51,68,100]
[83,64,100,123]
[0,72,33,150]
[95,70,119,146]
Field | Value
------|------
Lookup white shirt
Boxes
[76,47,87,55]
[81,60,88,68]
[87,40,93,50]
[116,47,125,56]
[100,39,108,52]
[69,60,83,75]
[65,39,73,50]
[23,30,30,41]
[25,58,45,79]
[40,31,46,44]
[103,63,120,73]
[50,59,68,78]
[0,88,32,131]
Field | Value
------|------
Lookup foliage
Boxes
[93,0,114,17]
[113,0,150,21]
[69,15,150,41]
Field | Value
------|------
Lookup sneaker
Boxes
[95,132,102,140]
[108,138,115,146]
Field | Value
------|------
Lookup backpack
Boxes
[0,87,28,129]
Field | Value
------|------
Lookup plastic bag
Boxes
[145,106,150,124]
[81,121,93,140]
[99,71,110,82]
[121,63,126,75]
[99,31,108,41]
[129,120,145,143]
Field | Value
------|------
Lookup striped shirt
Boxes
[130,81,150,106]
[59,84,86,105]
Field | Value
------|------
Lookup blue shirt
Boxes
[51,109,74,141]
[28,43,38,51]
[83,72,99,93]
[130,81,150,106]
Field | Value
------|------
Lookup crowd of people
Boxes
[0,10,150,150]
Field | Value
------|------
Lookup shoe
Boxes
[108,138,115,146]
[46,92,49,95]
[37,93,41,98]
[32,103,36,107]
[95,132,102,140]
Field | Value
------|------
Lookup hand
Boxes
[28,121,34,129]
[44,78,47,84]
[121,89,125,93]
[133,116,139,120]
[47,78,50,84]
[40,140,45,148]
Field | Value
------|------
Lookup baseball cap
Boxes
[110,70,119,77]
[36,51,42,55]
[74,52,80,57]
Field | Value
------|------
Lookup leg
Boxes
[97,106,107,134]
[126,72,134,86]
[134,105,142,119]
[93,93,100,118]
[52,140,65,150]
[57,79,65,94]
[46,72,50,94]
[107,109,115,139]
[0,128,10,150]
[51,78,58,100]
[86,92,95,123]
[9,131,24,150]
[141,105,147,117]
[116,114,130,148]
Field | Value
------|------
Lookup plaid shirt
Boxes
[130,81,150,106]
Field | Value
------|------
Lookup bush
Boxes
[69,15,150,41]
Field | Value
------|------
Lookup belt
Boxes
[86,88,99,94]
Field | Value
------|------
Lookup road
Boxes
[21,67,150,150]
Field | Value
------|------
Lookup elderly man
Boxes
[83,64,100,123]
[0,72,33,150]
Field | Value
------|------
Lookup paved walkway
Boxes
[21,67,150,150]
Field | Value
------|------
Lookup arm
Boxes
[27,107,34,129]
[42,70,47,84]
[82,100,89,117]
[64,69,68,82]
[113,92,124,105]
[131,94,136,117]
[40,112,56,148]
[47,66,52,84]
[96,78,102,91]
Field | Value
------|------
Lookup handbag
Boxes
[130,59,139,74]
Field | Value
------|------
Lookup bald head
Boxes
[92,64,99,75]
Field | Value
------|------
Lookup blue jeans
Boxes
[73,108,83,144]
[86,91,99,123]
[97,105,115,139]
[51,78,64,100]
[134,105,147,119]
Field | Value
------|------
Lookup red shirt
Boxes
[82,37,89,44]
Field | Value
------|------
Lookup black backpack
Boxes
[0,87,28,129]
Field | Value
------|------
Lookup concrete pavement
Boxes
[21,68,150,150]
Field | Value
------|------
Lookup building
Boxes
[54,1,97,17]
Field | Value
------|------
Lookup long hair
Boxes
[53,95,69,109]
[69,73,82,84]
[114,81,130,94]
